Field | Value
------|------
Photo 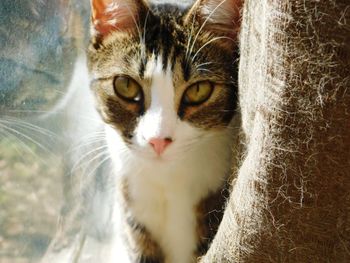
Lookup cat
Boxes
[87,0,242,262]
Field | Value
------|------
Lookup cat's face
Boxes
[88,0,241,160]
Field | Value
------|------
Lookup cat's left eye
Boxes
[183,81,214,105]
[113,76,142,102]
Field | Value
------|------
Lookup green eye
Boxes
[113,76,142,102]
[183,81,214,105]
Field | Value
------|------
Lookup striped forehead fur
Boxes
[89,2,238,80]
[88,2,238,142]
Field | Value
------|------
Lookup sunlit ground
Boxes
[0,137,63,262]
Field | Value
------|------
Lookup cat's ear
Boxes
[185,0,243,40]
[91,0,148,39]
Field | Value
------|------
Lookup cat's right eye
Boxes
[113,76,142,102]
[182,81,214,106]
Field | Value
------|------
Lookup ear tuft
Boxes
[187,0,243,39]
[91,0,146,39]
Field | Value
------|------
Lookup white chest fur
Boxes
[107,125,233,263]
[103,55,234,263]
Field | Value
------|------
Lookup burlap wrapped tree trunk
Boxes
[201,0,350,262]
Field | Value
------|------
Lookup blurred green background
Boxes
[0,0,90,262]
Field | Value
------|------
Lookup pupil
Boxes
[126,78,130,89]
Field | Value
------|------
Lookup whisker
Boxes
[185,12,197,63]
[69,131,107,153]
[191,36,235,63]
[6,110,53,114]
[0,124,42,160]
[69,140,106,155]
[3,111,103,124]
[76,135,106,143]
[70,145,109,173]
[196,68,214,73]
[2,117,58,138]
[141,9,150,63]
[72,131,106,143]
[84,154,111,181]
[69,137,106,152]
[78,130,106,139]
[195,61,216,69]
[0,123,52,153]
[74,150,110,193]
[187,0,229,66]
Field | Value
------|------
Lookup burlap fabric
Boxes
[201,0,350,262]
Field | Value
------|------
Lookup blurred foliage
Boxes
[0,0,90,262]
[0,137,63,262]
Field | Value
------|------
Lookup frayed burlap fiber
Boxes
[201,0,350,262]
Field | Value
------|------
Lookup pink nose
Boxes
[149,137,173,155]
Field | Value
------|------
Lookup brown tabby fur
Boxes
[88,1,238,142]
[88,0,240,262]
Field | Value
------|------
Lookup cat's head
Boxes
[88,0,242,160]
